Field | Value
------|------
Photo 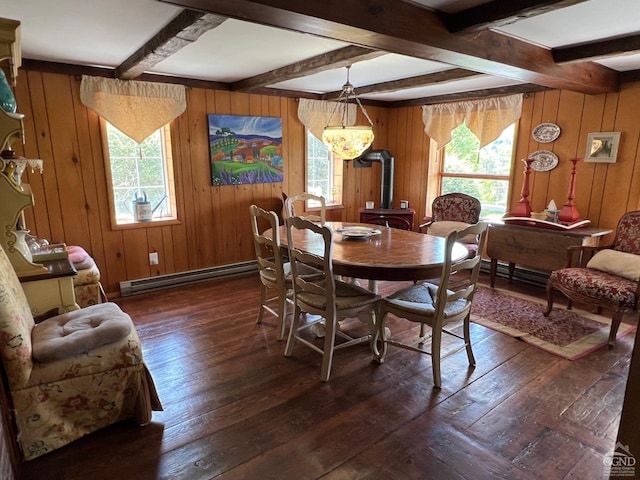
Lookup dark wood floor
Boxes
[19,272,636,480]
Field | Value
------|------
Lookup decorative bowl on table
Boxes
[335,226,381,239]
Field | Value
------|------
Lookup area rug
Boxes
[470,286,637,360]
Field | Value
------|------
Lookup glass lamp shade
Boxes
[322,126,375,160]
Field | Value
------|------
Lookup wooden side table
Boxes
[19,257,80,316]
[486,222,612,287]
[359,207,415,231]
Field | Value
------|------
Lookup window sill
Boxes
[110,218,181,231]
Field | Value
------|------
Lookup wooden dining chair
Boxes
[373,221,489,388]
[250,205,323,340]
[283,192,326,224]
[250,205,291,340]
[284,216,380,381]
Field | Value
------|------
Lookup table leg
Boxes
[508,262,516,283]
[490,259,497,287]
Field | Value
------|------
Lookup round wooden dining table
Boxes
[270,221,468,282]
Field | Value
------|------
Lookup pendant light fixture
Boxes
[321,66,374,160]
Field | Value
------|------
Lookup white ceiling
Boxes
[2,0,640,102]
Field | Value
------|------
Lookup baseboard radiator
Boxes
[479,259,549,288]
[118,258,547,297]
[119,261,258,297]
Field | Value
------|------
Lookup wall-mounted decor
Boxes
[208,114,283,185]
[532,122,560,143]
[584,132,621,163]
[529,149,559,172]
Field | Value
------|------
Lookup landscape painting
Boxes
[208,114,283,185]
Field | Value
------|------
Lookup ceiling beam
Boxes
[27,58,640,108]
[323,68,483,100]
[115,9,227,80]
[389,83,550,108]
[159,0,617,95]
[231,45,385,92]
[553,33,640,64]
[441,0,588,34]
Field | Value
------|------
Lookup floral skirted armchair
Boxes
[0,244,162,460]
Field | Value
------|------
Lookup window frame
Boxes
[100,118,180,230]
[305,129,343,209]
[431,122,517,220]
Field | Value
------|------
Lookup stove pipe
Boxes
[354,149,394,209]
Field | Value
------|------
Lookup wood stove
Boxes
[355,149,415,230]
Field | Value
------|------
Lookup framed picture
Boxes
[584,132,621,163]
[208,114,283,185]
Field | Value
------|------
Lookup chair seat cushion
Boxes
[260,262,320,284]
[384,282,469,318]
[66,245,89,264]
[428,221,478,244]
[550,268,638,308]
[32,303,133,363]
[297,280,379,310]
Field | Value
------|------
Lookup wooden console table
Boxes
[486,222,612,287]
[19,257,80,316]
[359,207,415,231]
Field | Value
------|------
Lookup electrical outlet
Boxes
[149,252,159,265]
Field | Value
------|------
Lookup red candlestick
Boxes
[558,157,581,224]
[509,158,534,217]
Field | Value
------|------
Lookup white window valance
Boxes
[422,94,523,148]
[297,98,356,140]
[80,75,186,143]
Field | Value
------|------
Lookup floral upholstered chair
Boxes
[545,210,640,347]
[0,243,162,461]
[420,193,482,257]
[67,245,105,307]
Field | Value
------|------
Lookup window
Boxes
[440,123,515,220]
[306,130,342,206]
[102,120,177,227]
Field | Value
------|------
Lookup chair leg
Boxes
[543,282,555,316]
[608,312,624,348]
[276,293,287,341]
[320,316,338,382]
[373,311,389,363]
[284,306,303,357]
[463,314,476,367]
[431,326,443,389]
[256,284,268,324]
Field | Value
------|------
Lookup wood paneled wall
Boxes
[12,70,390,296]
[12,68,640,296]
[386,86,640,242]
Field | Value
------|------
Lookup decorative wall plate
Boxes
[529,150,559,172]
[532,123,561,143]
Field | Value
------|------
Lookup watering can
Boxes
[132,191,166,222]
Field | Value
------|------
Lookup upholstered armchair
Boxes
[67,245,106,307]
[420,193,482,257]
[545,210,640,347]
[0,243,161,461]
